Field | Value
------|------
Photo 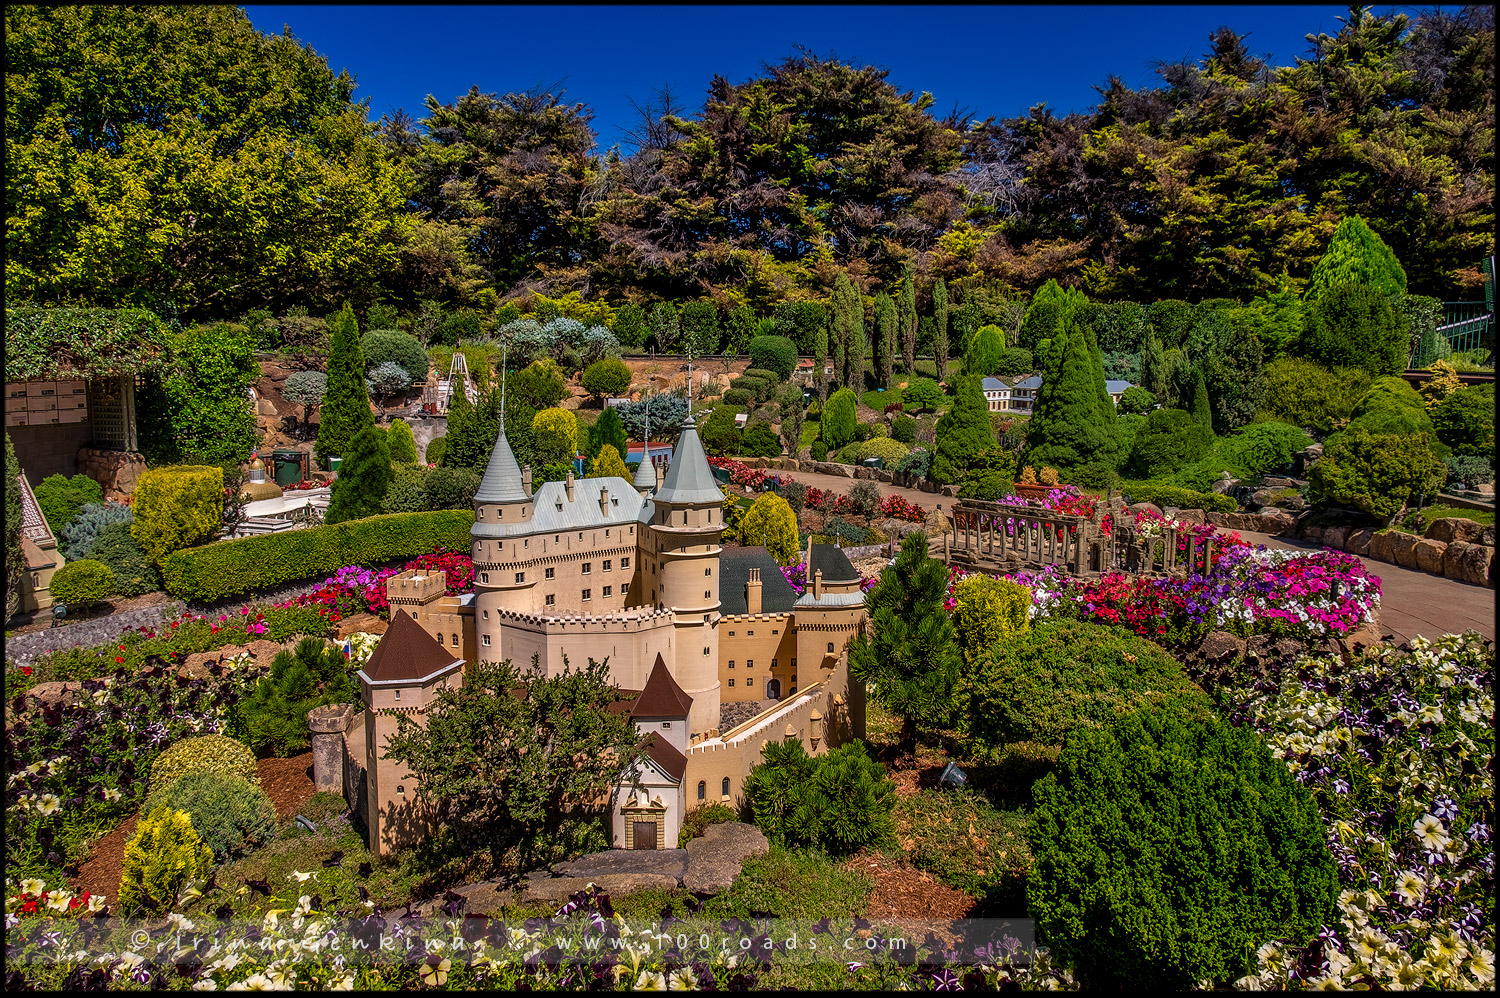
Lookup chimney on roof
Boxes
[655,459,665,490]
[812,568,824,600]
[522,464,532,496]
[746,568,762,615]
[565,470,575,503]
[599,485,610,517]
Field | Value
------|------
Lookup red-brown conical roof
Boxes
[630,653,693,719]
[359,608,464,684]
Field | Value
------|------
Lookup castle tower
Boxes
[471,420,536,640]
[649,411,723,739]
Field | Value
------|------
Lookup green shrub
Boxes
[33,473,104,538]
[730,375,769,402]
[738,493,799,564]
[1301,282,1407,376]
[889,413,915,444]
[423,435,446,466]
[1216,421,1311,479]
[1118,481,1235,513]
[88,522,162,595]
[386,418,419,464]
[721,388,753,408]
[1117,386,1155,415]
[678,802,738,848]
[810,439,829,461]
[1445,455,1494,490]
[748,334,798,380]
[994,347,1033,379]
[1432,384,1495,458]
[141,771,278,863]
[159,510,473,602]
[1062,461,1122,492]
[1309,427,1446,522]
[149,734,259,796]
[423,466,480,510]
[901,377,943,412]
[952,575,1030,659]
[382,462,429,514]
[56,500,132,557]
[743,367,781,386]
[49,558,115,608]
[241,637,358,757]
[1261,356,1372,433]
[740,421,782,458]
[893,447,930,478]
[131,465,224,564]
[580,357,632,401]
[1346,376,1435,437]
[1028,709,1337,988]
[743,738,895,855]
[360,329,428,382]
[967,619,1211,749]
[324,424,393,524]
[853,436,910,467]
[117,806,215,915]
[1129,408,1213,478]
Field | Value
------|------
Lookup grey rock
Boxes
[1127,502,1163,518]
[1197,631,1246,663]
[682,822,769,896]
[1173,508,1206,526]
[522,873,679,905]
[1261,477,1298,489]
[555,849,687,881]
[1344,528,1375,556]
[1482,526,1496,547]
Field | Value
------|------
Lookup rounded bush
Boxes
[34,473,104,537]
[423,466,481,510]
[281,370,329,408]
[149,734,259,798]
[893,447,930,478]
[49,558,115,608]
[365,360,413,397]
[748,334,798,380]
[1432,383,1495,458]
[810,439,829,461]
[117,805,214,915]
[855,436,910,468]
[890,414,915,443]
[967,619,1210,748]
[361,329,429,382]
[88,522,162,596]
[1347,376,1434,437]
[1217,420,1311,478]
[142,771,278,863]
[1130,408,1213,478]
[1117,385,1156,416]
[952,575,1031,658]
[1028,709,1337,988]
[1301,281,1406,375]
[58,500,133,558]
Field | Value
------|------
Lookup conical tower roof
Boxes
[654,412,722,505]
[632,446,658,491]
[474,420,528,503]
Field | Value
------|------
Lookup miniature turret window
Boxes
[698,781,706,801]
[722,778,730,797]
[582,563,591,574]
[603,586,612,597]
[621,557,630,568]
[603,560,611,571]
[482,635,491,646]
[515,572,525,584]
[545,567,555,580]
[827,642,835,653]
[622,583,630,595]
[546,594,555,607]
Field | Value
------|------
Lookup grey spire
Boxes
[654,403,721,505]
[475,424,528,503]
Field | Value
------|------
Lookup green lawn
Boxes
[1399,503,1495,533]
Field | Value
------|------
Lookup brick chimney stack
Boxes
[599,485,610,517]
[521,464,532,496]
[565,470,575,502]
[746,568,762,614]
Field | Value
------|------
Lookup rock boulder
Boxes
[1414,539,1448,574]
[682,822,770,896]
[1389,531,1423,569]
[1427,518,1484,545]
[1344,529,1374,556]
[1321,526,1350,550]
[1442,541,1494,587]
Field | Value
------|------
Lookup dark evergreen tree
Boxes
[897,264,917,374]
[830,271,863,389]
[324,424,393,524]
[314,303,373,466]
[5,432,23,617]
[1300,282,1408,376]
[1023,323,1120,471]
[1140,325,1167,399]
[1190,370,1213,431]
[872,292,896,389]
[931,375,995,484]
[590,406,628,460]
[932,278,949,383]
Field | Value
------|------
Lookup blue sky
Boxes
[243,5,1432,150]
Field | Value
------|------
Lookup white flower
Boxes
[1465,947,1495,985]
[34,794,61,816]
[230,972,274,990]
[45,893,72,912]
[1413,814,1449,850]
[193,980,219,991]
[1394,870,1426,905]
[19,878,46,897]
[634,970,667,990]
[167,912,196,932]
[288,870,314,883]
[24,762,45,776]
[87,894,107,912]
[1391,952,1426,989]
[668,967,698,990]
[102,787,122,802]
[419,957,450,987]
[328,975,355,991]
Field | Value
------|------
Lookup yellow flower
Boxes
[634,970,667,990]
[1464,947,1495,986]
[1394,870,1426,905]
[419,957,450,988]
[19,878,46,897]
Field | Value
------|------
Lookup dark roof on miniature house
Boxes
[718,546,799,615]
[631,654,694,719]
[358,609,464,684]
[809,543,859,583]
[639,733,687,783]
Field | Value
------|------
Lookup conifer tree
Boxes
[897,264,917,374]
[1023,322,1119,471]
[738,493,799,565]
[1304,216,1408,302]
[587,444,631,479]
[931,375,995,484]
[1140,326,1167,399]
[315,304,373,466]
[872,293,896,389]
[821,387,859,450]
[386,418,418,464]
[590,406,628,460]
[831,270,863,389]
[849,301,867,396]
[324,424,392,524]
[1191,370,1213,431]
[932,278,949,383]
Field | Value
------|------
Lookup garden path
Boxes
[774,469,951,511]
[1237,530,1496,645]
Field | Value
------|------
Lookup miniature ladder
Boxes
[437,353,478,412]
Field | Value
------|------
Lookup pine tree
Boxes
[315,304,373,466]
[932,278,949,383]
[1191,370,1213,431]
[1140,326,1167,399]
[1304,216,1408,301]
[1023,323,1120,471]
[848,531,961,762]
[587,444,631,479]
[590,406,628,460]
[872,292,896,389]
[324,424,393,524]
[931,375,995,485]
[386,418,418,464]
[897,264,917,374]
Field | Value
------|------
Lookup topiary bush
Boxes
[1308,427,1447,523]
[1216,421,1311,479]
[1027,708,1338,988]
[967,619,1211,749]
[117,806,215,915]
[49,558,115,609]
[810,439,828,461]
[1117,385,1156,415]
[141,771,278,864]
[1431,383,1495,459]
[386,418,419,464]
[738,493,799,565]
[131,465,224,564]
[952,575,1031,660]
[748,334,798,380]
[890,413,915,444]
[1260,357,1371,433]
[88,522,162,595]
[364,360,413,397]
[1119,481,1236,513]
[742,738,895,856]
[1346,375,1435,437]
[148,734,259,797]
[57,500,133,557]
[33,473,104,538]
[854,436,910,468]
[360,329,429,383]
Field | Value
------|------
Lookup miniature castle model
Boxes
[356,408,867,855]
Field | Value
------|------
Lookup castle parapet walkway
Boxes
[932,493,1222,580]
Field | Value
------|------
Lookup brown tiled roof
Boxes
[607,691,641,716]
[359,609,464,684]
[630,654,693,719]
[639,733,686,783]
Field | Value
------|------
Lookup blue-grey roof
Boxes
[1011,376,1043,389]
[470,476,646,537]
[809,543,859,582]
[632,443,658,490]
[1105,380,1134,394]
[719,546,799,615]
[653,416,722,506]
[981,377,1010,392]
[474,423,529,504]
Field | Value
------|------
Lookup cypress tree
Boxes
[439,388,473,468]
[965,325,1007,377]
[1191,370,1213,431]
[821,387,858,450]
[1023,323,1118,471]
[849,303,868,397]
[1140,326,1167,399]
[872,293,896,390]
[591,406,628,460]
[932,278,949,383]
[1304,216,1408,302]
[1084,322,1124,466]
[931,375,995,485]
[897,264,917,374]
[831,270,864,389]
[315,304,373,466]
[325,424,393,524]
[386,418,418,464]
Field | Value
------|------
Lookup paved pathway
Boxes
[1237,530,1495,645]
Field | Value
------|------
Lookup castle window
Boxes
[451,633,459,646]
[662,721,671,728]
[582,589,591,601]
[545,567,555,580]
[728,661,735,668]
[603,586,612,597]
[603,559,611,571]
[482,634,491,646]
[789,686,796,695]
[555,503,563,511]
[546,594,555,607]
[705,568,711,576]
[582,562,591,574]
[605,528,610,537]
[827,642,835,653]
[621,557,630,568]
[703,647,710,656]
[482,573,490,584]
[394,689,400,702]
[622,583,630,595]
[772,629,779,634]
[747,630,753,636]
[722,777,730,797]
[397,786,404,795]
[697,781,706,801]
[683,511,688,525]
[771,658,777,668]
[515,572,525,584]
[478,509,483,519]
[746,677,754,687]
[483,610,489,619]
[747,660,753,669]
[791,658,796,669]
[728,679,734,687]
[705,590,710,599]
[729,631,735,636]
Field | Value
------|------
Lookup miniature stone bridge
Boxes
[932,493,1224,579]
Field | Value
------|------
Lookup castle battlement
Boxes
[387,570,448,604]
[490,605,678,630]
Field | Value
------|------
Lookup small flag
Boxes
[343,640,353,661]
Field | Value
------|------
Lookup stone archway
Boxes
[765,678,781,700]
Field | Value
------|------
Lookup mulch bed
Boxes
[850,852,975,920]
[70,752,317,904]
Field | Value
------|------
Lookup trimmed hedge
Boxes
[1118,481,1236,513]
[159,510,475,602]
[5,304,171,381]
[132,465,223,564]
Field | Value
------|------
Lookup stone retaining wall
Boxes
[4,599,187,666]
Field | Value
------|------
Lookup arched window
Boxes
[697,781,706,801]
[721,777,730,798]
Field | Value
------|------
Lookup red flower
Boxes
[19,665,32,676]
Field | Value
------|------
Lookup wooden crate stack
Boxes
[5,380,89,427]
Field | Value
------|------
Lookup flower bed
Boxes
[1223,633,1494,990]
[781,561,881,597]
[276,549,475,621]
[706,456,792,491]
